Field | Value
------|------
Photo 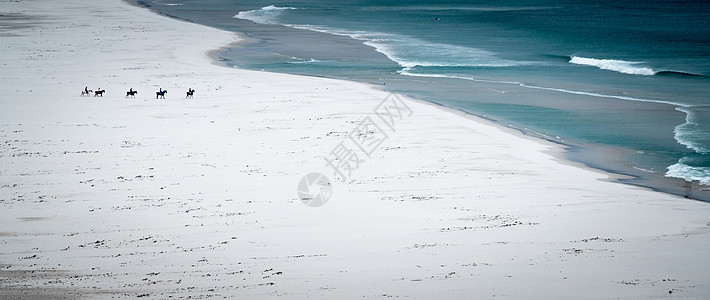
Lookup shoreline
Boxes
[404,96,710,201]
[3,0,710,298]
[125,0,710,202]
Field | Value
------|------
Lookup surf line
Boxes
[518,83,688,108]
[517,84,702,155]
[401,69,703,166]
[400,68,689,108]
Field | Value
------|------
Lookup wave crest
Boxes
[666,162,710,184]
[234,5,297,25]
[674,107,710,154]
[569,56,656,75]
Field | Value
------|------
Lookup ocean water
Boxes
[137,0,710,197]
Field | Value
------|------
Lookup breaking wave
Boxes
[233,5,297,25]
[569,56,655,75]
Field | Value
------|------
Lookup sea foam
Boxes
[674,107,710,154]
[234,5,297,25]
[666,162,710,184]
[236,6,530,70]
[569,56,656,75]
[288,24,525,69]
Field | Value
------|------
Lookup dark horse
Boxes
[156,89,167,99]
[94,89,106,97]
[126,89,138,97]
[186,88,195,99]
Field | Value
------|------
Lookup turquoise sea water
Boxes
[138,0,710,198]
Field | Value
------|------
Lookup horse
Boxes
[156,89,167,99]
[186,89,195,99]
[81,89,93,96]
[94,89,105,97]
[126,89,138,97]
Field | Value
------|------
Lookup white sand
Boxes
[1,0,710,298]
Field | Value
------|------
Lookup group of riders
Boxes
[82,87,195,99]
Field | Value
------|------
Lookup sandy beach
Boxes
[1,0,710,298]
